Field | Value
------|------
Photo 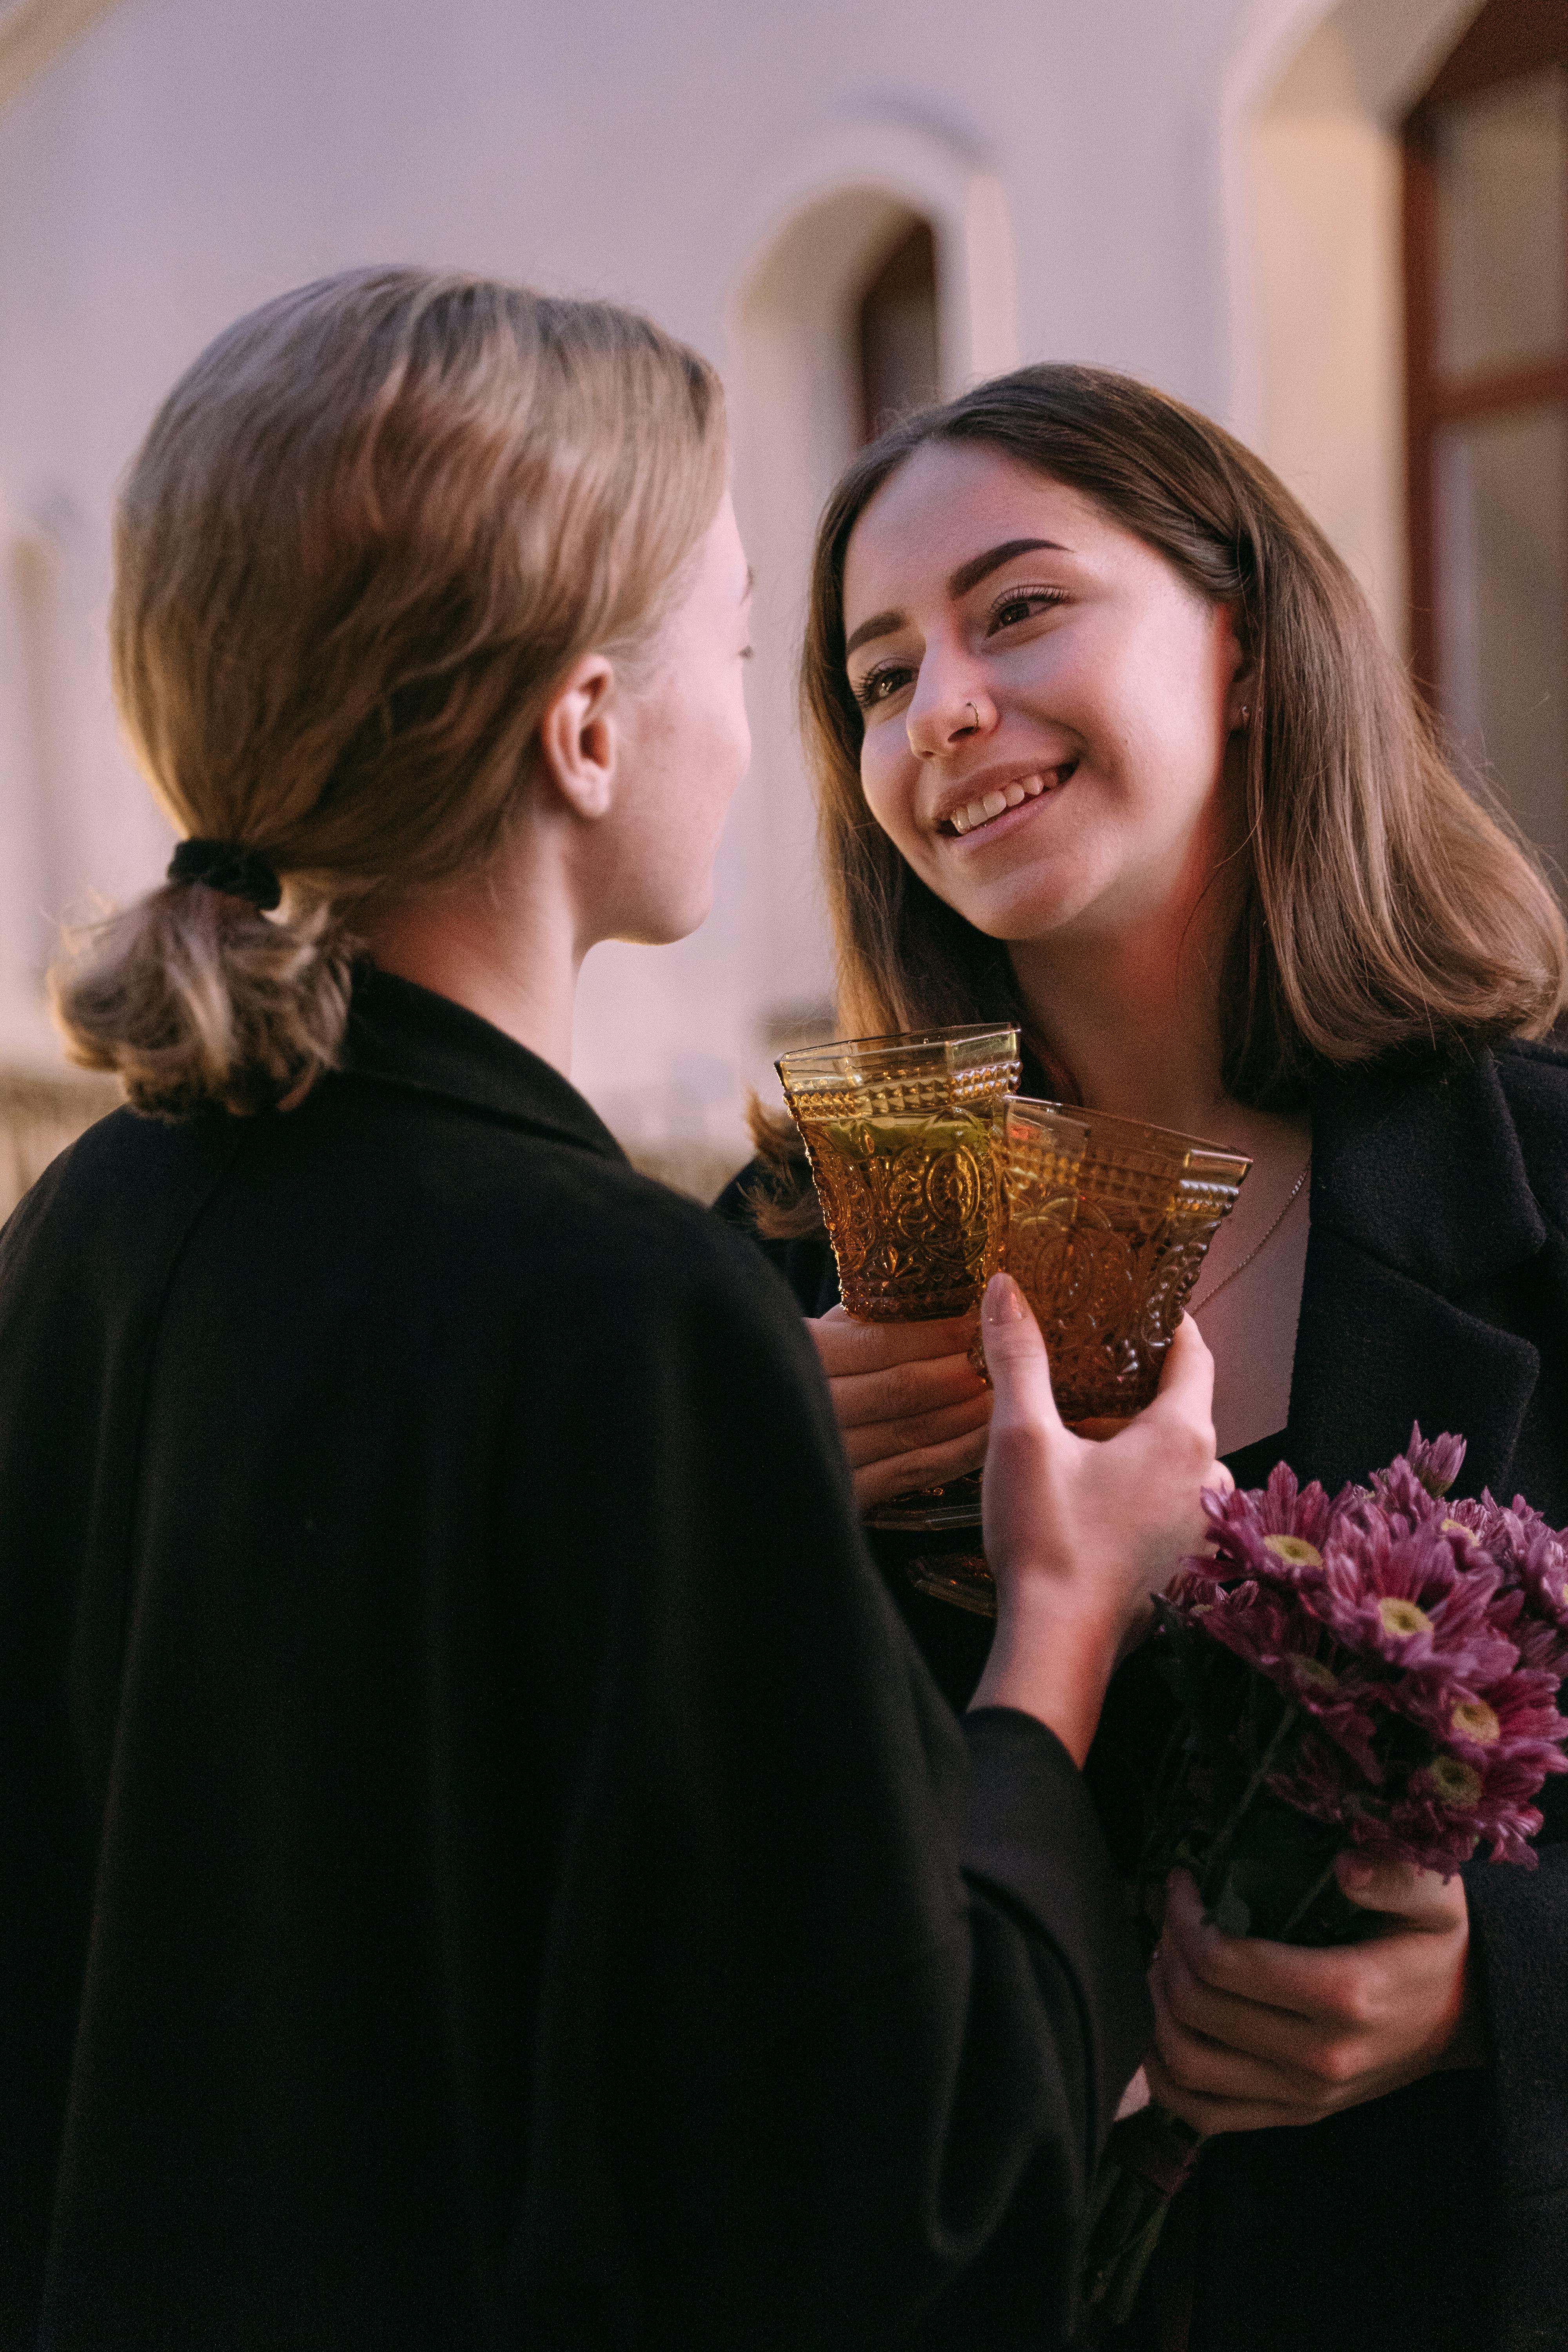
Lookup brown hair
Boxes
[807,365,1566,1080]
[750,362,1566,1225]
[53,266,728,1117]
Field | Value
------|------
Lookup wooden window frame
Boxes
[1402,0,1568,695]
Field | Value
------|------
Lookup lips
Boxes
[940,761,1078,838]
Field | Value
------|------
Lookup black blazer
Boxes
[719,1039,1568,2352]
[0,973,1149,2352]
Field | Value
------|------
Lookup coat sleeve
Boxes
[507,1192,1151,2350]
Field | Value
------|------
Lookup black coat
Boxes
[0,972,1150,2352]
[719,1040,1568,2352]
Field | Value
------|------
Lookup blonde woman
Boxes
[0,279,1227,2349]
[722,367,1568,2352]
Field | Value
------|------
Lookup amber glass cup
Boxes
[1002,1098,1251,1426]
[777,1024,1021,1530]
[907,1098,1250,1619]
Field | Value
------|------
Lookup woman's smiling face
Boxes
[841,439,1249,949]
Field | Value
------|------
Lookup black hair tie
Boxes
[166,838,282,912]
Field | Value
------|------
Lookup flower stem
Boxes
[1278,1849,1341,1942]
[1199,1702,1300,1909]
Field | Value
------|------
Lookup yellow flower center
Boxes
[1430,1757,1483,1809]
[1378,1597,1432,1639]
[1440,1519,1469,1539]
[1452,1700,1501,1743]
[1264,1535,1323,1568]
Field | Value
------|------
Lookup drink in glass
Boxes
[777,1025,1022,1528]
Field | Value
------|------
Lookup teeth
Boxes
[946,769,1066,837]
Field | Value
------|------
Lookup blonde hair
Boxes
[802,365,1567,1102]
[53,266,728,1117]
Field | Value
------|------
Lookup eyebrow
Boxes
[844,537,1069,661]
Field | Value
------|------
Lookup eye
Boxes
[987,584,1068,634]
[851,660,916,711]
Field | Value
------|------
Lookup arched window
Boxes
[856,218,940,444]
[1404,0,1568,873]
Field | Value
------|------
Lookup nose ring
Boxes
[964,701,980,731]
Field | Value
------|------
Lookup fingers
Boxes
[1160,1871,1319,2020]
[1145,1315,1217,1435]
[826,1343,990,1437]
[1336,1853,1468,1933]
[1144,2048,1305,2137]
[808,1305,980,1375]
[980,1273,1063,1435]
[1152,1932,1348,2089]
[839,1388,991,1470]
[849,1416,992,1508]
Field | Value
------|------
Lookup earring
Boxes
[1240,705,1252,727]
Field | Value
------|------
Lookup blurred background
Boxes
[0,0,1562,1207]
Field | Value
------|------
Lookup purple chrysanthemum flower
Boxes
[1303,1515,1516,1685]
[1195,1580,1385,1779]
[1266,1726,1378,1832]
[1407,1424,1467,1496]
[1443,1494,1568,1673]
[1198,1463,1346,1584]
[1394,1745,1553,1870]
[1391,1660,1568,1773]
[1367,1428,1465,1529]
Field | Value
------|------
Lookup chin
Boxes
[947,888,1087,946]
[617,891,714,949]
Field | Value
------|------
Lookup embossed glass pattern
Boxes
[1002,1098,1250,1427]
[779,1025,1021,1535]
[777,1027,1022,1321]
[910,1102,1250,1620]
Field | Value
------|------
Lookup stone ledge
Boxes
[0,1065,123,1224]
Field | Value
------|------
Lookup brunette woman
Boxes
[0,279,1230,2351]
[720,367,1568,2352]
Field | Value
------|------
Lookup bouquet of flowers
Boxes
[1082,1426,1568,2330]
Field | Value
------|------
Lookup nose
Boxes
[906,686,994,759]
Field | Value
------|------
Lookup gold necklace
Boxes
[1190,1156,1311,1314]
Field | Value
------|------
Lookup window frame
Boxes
[1402,0,1568,696]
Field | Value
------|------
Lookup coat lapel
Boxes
[1259,1052,1545,1499]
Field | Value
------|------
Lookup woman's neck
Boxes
[1009,889,1236,1138]
[359,838,582,1077]
[1008,893,1311,1209]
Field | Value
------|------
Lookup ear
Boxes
[536,653,619,820]
[1220,605,1258,735]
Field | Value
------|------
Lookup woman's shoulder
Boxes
[1491,1036,1568,1232]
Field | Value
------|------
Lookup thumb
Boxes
[980,1272,1063,1434]
[1146,1314,1217,1425]
[1336,1851,1466,1931]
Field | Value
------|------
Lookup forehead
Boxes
[842,443,1114,620]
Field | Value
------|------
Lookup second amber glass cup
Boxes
[908,1099,1251,1620]
[1000,1098,1251,1427]
[777,1024,1021,1530]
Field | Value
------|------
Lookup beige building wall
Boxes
[0,0,1482,1207]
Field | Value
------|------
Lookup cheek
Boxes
[858,735,919,849]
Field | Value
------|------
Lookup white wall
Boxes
[1,0,1414,1154]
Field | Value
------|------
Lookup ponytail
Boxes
[53,880,356,1121]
